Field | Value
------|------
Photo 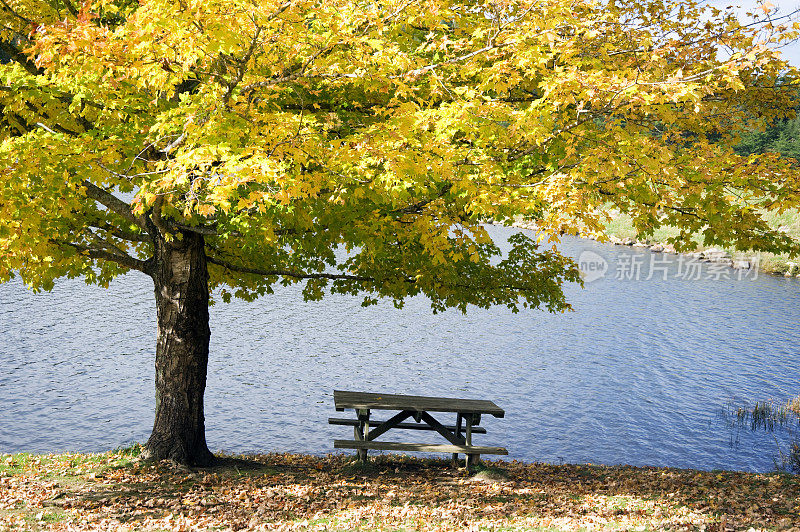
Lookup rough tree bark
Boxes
[142,230,214,466]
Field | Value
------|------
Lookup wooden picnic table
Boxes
[330,390,507,466]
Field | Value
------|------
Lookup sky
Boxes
[706,0,800,66]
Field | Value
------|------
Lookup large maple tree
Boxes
[1,0,799,465]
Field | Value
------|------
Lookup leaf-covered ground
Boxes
[1,448,798,531]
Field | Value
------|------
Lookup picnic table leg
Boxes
[452,413,463,466]
[465,413,479,468]
[355,409,370,462]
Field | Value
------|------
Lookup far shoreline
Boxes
[500,218,800,279]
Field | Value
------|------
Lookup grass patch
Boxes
[604,212,691,246]
[339,458,383,476]
[469,461,511,482]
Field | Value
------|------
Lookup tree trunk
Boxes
[142,231,214,466]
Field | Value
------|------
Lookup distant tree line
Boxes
[735,88,800,162]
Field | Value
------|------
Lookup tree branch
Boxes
[81,181,146,229]
[61,0,79,18]
[56,241,151,274]
[86,220,151,242]
[173,222,227,236]
[223,26,262,105]
[0,41,44,77]
[392,182,452,215]
[174,221,311,239]
[149,195,175,240]
[242,0,417,95]
[0,85,106,110]
[405,41,510,78]
[4,111,32,134]
[0,0,30,23]
[206,255,374,282]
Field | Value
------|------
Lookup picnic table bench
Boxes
[330,390,507,466]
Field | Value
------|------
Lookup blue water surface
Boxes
[1,226,798,472]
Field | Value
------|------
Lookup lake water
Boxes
[1,225,798,472]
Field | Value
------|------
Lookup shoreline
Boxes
[2,449,798,531]
[504,220,800,279]
[1,448,785,476]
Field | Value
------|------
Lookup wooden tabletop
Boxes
[334,390,505,418]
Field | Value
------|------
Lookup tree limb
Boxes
[241,0,417,96]
[223,26,262,105]
[169,222,219,235]
[0,85,106,110]
[0,0,30,24]
[404,41,511,78]
[392,182,452,214]
[81,181,146,229]
[149,195,175,241]
[61,0,79,18]
[86,221,151,242]
[56,241,151,274]
[206,255,374,282]
[0,41,44,77]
